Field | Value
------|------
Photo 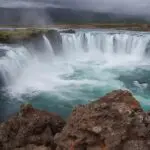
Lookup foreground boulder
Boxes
[55,90,150,150]
[1,90,150,150]
[0,104,65,150]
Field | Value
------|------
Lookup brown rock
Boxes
[55,90,150,150]
[1,90,150,150]
[0,104,65,150]
[15,145,52,150]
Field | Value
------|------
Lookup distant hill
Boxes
[0,7,149,26]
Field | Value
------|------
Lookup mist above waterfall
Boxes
[1,29,150,95]
[1,29,150,121]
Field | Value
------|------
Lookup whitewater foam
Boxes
[0,30,150,106]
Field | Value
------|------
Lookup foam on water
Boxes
[1,30,150,119]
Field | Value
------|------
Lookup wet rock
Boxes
[23,29,63,55]
[55,90,150,150]
[45,30,62,55]
[22,32,45,53]
[81,33,88,52]
[145,40,150,55]
[60,29,75,34]
[0,104,65,150]
[0,49,7,57]
[0,72,6,87]
[0,29,63,55]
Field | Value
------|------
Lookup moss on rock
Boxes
[0,28,48,44]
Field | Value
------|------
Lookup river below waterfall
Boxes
[1,29,150,121]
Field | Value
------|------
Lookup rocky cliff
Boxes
[0,29,63,55]
[0,104,65,150]
[1,90,150,150]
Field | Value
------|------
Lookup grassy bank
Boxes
[1,23,150,31]
[0,28,48,43]
[0,23,150,43]
[52,23,150,31]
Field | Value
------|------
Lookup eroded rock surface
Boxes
[60,29,75,34]
[55,90,150,150]
[45,30,62,55]
[1,90,150,150]
[0,104,65,150]
[0,29,63,55]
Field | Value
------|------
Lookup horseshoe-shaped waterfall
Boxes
[1,29,150,121]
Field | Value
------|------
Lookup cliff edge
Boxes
[0,90,150,150]
[55,90,150,150]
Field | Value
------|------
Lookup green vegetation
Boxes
[53,23,150,31]
[0,23,150,44]
[0,28,48,43]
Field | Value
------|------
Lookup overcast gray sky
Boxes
[1,0,150,16]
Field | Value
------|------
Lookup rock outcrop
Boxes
[1,90,150,150]
[0,104,65,150]
[45,30,62,55]
[0,29,63,55]
[0,29,44,44]
[26,29,63,55]
[0,49,7,57]
[55,90,150,150]
[60,29,76,34]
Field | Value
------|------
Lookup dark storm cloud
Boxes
[0,0,60,8]
[57,0,150,16]
[1,0,150,16]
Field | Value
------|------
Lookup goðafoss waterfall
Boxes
[1,29,150,121]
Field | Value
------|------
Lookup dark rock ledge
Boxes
[0,104,65,150]
[1,90,150,150]
[0,29,63,55]
[60,29,76,34]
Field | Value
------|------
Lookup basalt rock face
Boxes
[0,104,65,150]
[45,30,62,55]
[24,29,63,55]
[23,31,48,55]
[0,29,63,55]
[60,29,76,34]
[55,90,150,150]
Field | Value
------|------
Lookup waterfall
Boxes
[0,30,150,87]
[0,35,56,86]
[1,29,150,122]
[43,35,55,58]
[0,45,32,85]
[61,31,150,57]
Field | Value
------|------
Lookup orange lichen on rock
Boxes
[55,90,150,150]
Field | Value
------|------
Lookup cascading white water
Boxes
[43,35,55,58]
[61,31,150,57]
[0,35,56,86]
[0,31,150,98]
[1,29,150,120]
[0,30,150,87]
[0,45,32,85]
